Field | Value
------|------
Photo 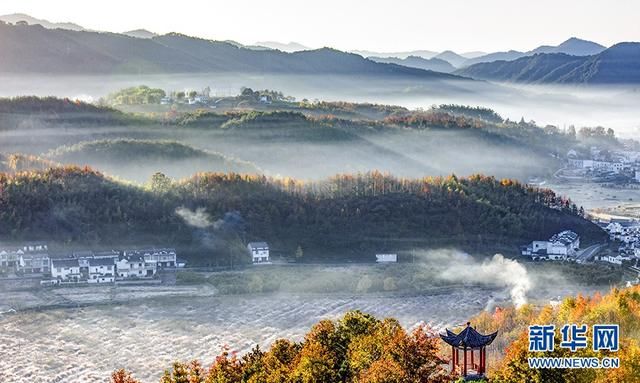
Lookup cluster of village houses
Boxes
[566,146,640,183]
[597,219,640,265]
[0,244,184,284]
[160,86,276,106]
[522,220,640,266]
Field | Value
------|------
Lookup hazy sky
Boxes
[1,0,638,52]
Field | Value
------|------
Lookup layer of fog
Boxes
[0,73,638,137]
[0,124,554,182]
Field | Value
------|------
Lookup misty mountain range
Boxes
[456,43,640,84]
[0,22,464,79]
[0,13,638,84]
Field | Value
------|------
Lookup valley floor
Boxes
[0,266,608,383]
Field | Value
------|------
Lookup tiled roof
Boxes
[248,242,269,249]
[88,258,116,266]
[51,259,79,268]
[440,323,498,349]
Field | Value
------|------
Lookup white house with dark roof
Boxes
[522,230,580,261]
[116,254,157,279]
[51,258,81,282]
[548,230,580,259]
[0,249,21,273]
[125,248,177,268]
[248,242,270,264]
[88,258,116,283]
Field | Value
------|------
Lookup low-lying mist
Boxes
[0,73,637,137]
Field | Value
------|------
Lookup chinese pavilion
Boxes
[440,322,498,379]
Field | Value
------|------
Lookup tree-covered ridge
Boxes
[47,139,255,168]
[104,85,166,105]
[111,311,451,383]
[0,96,116,114]
[0,96,148,127]
[0,167,604,261]
[469,285,640,383]
[433,104,504,124]
[49,139,209,161]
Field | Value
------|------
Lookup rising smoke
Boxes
[175,207,212,228]
[422,249,532,308]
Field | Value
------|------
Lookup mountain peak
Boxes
[0,12,84,31]
[123,29,157,39]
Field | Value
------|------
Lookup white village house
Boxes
[88,258,116,283]
[116,254,157,278]
[51,254,117,284]
[51,258,82,283]
[248,242,270,264]
[376,254,398,263]
[598,218,640,265]
[522,230,580,261]
[125,248,177,268]
[606,220,640,242]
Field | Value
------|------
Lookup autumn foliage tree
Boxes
[129,311,450,383]
[111,369,141,383]
[467,285,640,383]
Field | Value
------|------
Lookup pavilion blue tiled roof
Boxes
[440,323,498,349]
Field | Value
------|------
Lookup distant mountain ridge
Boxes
[434,51,468,67]
[0,13,85,31]
[352,49,438,60]
[463,38,606,66]
[529,37,605,56]
[456,43,640,84]
[0,23,466,80]
[122,29,157,39]
[255,41,311,52]
[368,56,456,73]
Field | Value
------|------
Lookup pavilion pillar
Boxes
[451,346,456,371]
[481,347,485,374]
[463,346,467,376]
[471,348,474,369]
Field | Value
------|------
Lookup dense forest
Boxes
[0,167,604,263]
[109,285,640,383]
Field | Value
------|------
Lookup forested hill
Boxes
[0,168,605,263]
[0,23,463,79]
[456,42,640,84]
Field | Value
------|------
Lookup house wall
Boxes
[251,249,270,263]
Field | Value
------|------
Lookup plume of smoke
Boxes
[425,250,532,308]
[175,207,212,228]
